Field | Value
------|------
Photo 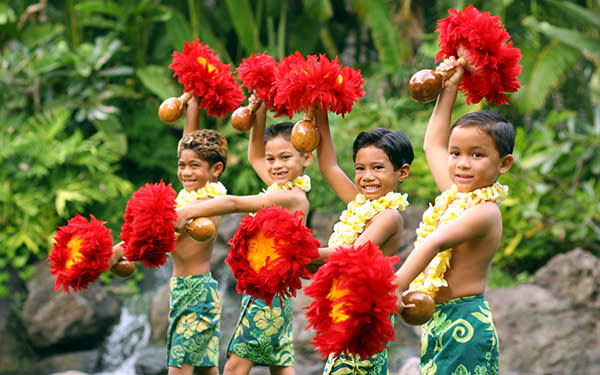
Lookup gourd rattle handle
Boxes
[408,56,466,103]
[231,95,262,132]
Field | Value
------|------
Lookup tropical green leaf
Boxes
[137,64,179,99]
[225,0,260,53]
[524,17,600,60]
[547,0,600,29]
[56,190,89,216]
[514,41,580,112]
[367,0,404,74]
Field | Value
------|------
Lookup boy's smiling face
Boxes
[265,136,312,185]
[448,126,513,193]
[177,149,222,191]
[354,145,408,200]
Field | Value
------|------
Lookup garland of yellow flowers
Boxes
[264,175,311,193]
[328,191,409,247]
[409,182,508,297]
[175,181,227,208]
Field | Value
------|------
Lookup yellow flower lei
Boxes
[264,175,311,193]
[175,181,228,208]
[328,191,409,247]
[409,182,509,297]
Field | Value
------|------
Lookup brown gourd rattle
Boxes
[110,256,136,278]
[399,290,435,326]
[158,91,193,123]
[290,105,320,153]
[408,57,467,103]
[230,93,262,132]
[185,217,216,242]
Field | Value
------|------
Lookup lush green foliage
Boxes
[1,0,599,296]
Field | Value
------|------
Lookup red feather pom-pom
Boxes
[226,206,320,306]
[48,214,113,294]
[120,181,177,268]
[236,52,278,104]
[304,241,399,359]
[169,40,244,117]
[435,5,522,105]
[274,52,364,117]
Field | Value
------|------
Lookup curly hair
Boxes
[177,129,229,175]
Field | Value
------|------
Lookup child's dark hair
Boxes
[452,110,515,156]
[264,122,294,143]
[352,128,414,170]
[177,129,228,176]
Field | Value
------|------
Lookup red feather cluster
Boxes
[226,206,320,306]
[273,51,365,117]
[48,214,113,294]
[236,52,278,106]
[435,5,522,106]
[169,40,244,117]
[304,241,399,359]
[120,181,177,268]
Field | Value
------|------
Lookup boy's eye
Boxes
[450,151,459,157]
[473,152,482,158]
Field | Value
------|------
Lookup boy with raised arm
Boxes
[393,56,515,374]
[110,97,229,375]
[312,106,414,374]
[175,100,313,375]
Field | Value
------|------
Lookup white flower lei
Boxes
[328,191,409,248]
[264,175,311,193]
[175,181,228,208]
[409,181,509,297]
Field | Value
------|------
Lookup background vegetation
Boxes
[1,0,599,294]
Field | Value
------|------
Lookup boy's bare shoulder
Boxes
[262,188,309,212]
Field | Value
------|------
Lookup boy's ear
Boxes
[395,164,411,182]
[210,161,225,180]
[303,151,314,168]
[499,154,514,174]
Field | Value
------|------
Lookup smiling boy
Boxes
[393,56,515,374]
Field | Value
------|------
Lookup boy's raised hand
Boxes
[436,56,465,90]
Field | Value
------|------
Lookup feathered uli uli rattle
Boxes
[158,40,244,122]
[273,52,365,153]
[408,5,521,106]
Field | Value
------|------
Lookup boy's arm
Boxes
[353,209,403,257]
[314,105,358,204]
[174,190,305,231]
[423,57,465,192]
[392,202,499,291]
[313,209,402,263]
[108,241,124,268]
[247,99,272,185]
[183,96,200,136]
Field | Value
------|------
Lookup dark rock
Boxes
[21,261,121,351]
[134,345,168,375]
[32,349,100,375]
[488,249,600,375]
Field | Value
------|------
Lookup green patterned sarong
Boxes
[227,293,295,366]
[420,295,500,375]
[322,315,393,375]
[167,273,221,368]
[322,349,388,375]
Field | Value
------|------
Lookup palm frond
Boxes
[514,41,580,112]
